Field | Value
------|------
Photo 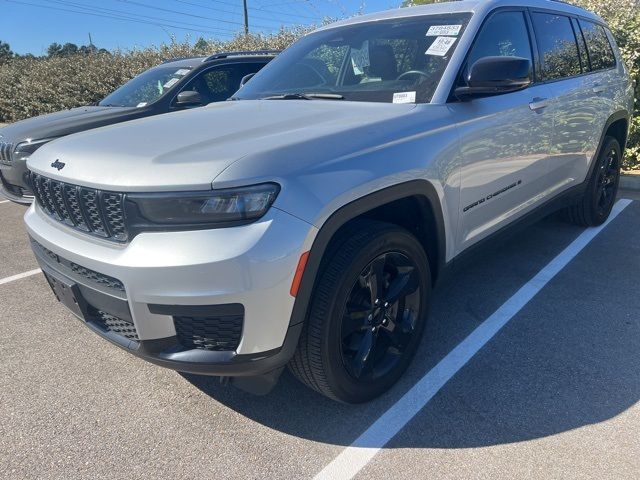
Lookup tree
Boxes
[194,37,209,53]
[47,42,62,57]
[0,41,13,63]
[47,42,80,57]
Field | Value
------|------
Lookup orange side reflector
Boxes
[290,251,310,297]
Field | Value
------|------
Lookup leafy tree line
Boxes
[0,40,109,63]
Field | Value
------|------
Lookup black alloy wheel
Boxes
[289,221,431,403]
[565,136,622,227]
[340,252,421,381]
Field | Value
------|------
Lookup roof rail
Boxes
[161,56,199,64]
[203,50,281,62]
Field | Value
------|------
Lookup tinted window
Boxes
[466,11,533,74]
[99,66,192,107]
[532,13,581,80]
[184,63,265,103]
[579,20,616,70]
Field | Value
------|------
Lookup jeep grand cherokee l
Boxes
[25,0,633,403]
[0,51,276,204]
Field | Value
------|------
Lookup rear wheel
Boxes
[289,221,431,403]
[565,136,621,226]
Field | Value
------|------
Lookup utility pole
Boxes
[243,0,249,35]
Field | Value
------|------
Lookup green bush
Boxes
[0,28,310,123]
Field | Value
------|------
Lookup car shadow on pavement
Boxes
[182,203,640,448]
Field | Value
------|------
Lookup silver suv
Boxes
[25,0,633,403]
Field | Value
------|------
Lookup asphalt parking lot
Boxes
[1,190,639,480]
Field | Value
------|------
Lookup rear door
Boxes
[454,9,553,253]
[529,11,600,193]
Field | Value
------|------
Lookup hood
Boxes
[28,100,418,191]
[0,105,145,144]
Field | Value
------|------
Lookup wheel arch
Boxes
[589,111,630,178]
[288,179,447,327]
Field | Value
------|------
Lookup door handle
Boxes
[529,97,549,111]
[592,85,605,94]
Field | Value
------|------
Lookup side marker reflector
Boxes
[290,251,310,297]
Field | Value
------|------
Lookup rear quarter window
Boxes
[578,19,616,71]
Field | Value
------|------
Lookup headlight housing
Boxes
[125,183,280,232]
[14,138,55,158]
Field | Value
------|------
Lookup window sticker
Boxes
[393,91,416,104]
[174,68,190,76]
[426,25,462,36]
[426,36,457,56]
[136,102,148,108]
[163,77,180,89]
[351,41,370,75]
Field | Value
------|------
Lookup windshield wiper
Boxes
[262,93,345,101]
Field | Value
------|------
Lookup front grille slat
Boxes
[0,141,13,165]
[30,173,127,242]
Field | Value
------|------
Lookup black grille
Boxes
[174,314,243,351]
[31,238,125,294]
[30,173,128,242]
[92,309,139,340]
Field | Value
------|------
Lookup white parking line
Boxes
[0,269,42,286]
[315,199,633,480]
[0,200,10,204]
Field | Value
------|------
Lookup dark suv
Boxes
[0,50,277,204]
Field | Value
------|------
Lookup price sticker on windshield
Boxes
[426,25,462,36]
[425,36,457,57]
[174,68,190,76]
[163,77,180,89]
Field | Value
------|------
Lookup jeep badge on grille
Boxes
[51,159,66,171]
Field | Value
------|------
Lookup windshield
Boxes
[235,13,472,104]
[99,66,192,107]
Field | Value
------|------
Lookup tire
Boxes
[289,220,431,403]
[564,136,622,227]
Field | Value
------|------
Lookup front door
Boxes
[453,10,554,253]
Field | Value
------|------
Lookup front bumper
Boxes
[25,204,316,376]
[0,154,33,204]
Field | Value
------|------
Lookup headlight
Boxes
[126,183,280,228]
[14,138,55,157]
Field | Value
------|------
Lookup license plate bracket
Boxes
[42,265,88,320]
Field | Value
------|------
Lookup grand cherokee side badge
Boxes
[51,159,66,171]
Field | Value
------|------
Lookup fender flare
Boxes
[288,179,447,327]
[587,110,630,179]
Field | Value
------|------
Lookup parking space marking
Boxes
[0,268,42,286]
[0,200,10,204]
[315,199,633,480]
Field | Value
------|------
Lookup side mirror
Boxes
[175,90,203,108]
[239,73,256,88]
[455,56,532,100]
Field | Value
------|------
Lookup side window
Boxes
[578,20,616,71]
[465,11,533,77]
[571,17,590,73]
[184,63,266,103]
[531,13,581,81]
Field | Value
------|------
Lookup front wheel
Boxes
[564,136,622,226]
[289,221,431,403]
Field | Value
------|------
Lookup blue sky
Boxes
[1,0,404,55]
